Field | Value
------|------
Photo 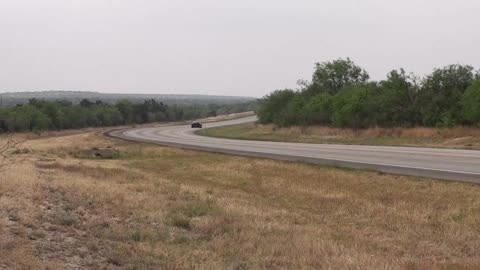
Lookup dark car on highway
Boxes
[191,122,202,128]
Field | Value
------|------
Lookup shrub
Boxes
[462,80,480,124]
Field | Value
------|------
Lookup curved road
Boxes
[109,116,480,183]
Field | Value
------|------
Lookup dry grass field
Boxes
[199,122,480,150]
[1,128,480,269]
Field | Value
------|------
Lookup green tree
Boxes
[462,79,480,124]
[332,83,383,128]
[285,95,307,126]
[115,100,134,124]
[31,110,52,131]
[6,106,33,131]
[303,93,333,125]
[304,58,369,96]
[257,89,296,126]
[95,106,123,126]
[379,69,420,126]
[418,64,474,127]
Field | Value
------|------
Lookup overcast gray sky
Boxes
[0,0,479,97]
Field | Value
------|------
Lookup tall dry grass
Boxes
[259,123,480,139]
[240,123,480,148]
[0,129,479,269]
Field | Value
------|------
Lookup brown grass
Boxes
[269,124,480,139]
[0,129,480,269]
[201,122,480,149]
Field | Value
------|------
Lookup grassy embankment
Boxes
[198,122,480,149]
[0,128,480,269]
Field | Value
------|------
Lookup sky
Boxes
[0,0,479,97]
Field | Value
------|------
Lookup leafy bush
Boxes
[332,84,382,128]
[257,89,296,126]
[463,80,480,124]
[257,58,479,128]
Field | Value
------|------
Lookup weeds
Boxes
[1,130,480,269]
[50,209,77,226]
[167,200,220,230]
[170,214,191,229]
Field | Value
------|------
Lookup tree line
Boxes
[0,98,257,133]
[258,58,480,128]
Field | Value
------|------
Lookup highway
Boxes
[109,116,480,183]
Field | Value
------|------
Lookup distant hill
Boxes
[0,91,256,106]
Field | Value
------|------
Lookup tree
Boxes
[115,100,134,124]
[304,58,370,96]
[0,97,256,133]
[257,89,296,126]
[379,69,420,126]
[95,106,123,126]
[462,79,480,124]
[4,105,43,132]
[303,93,334,125]
[332,83,383,128]
[285,95,307,126]
[80,99,95,107]
[137,99,168,123]
[418,64,475,126]
[31,110,52,131]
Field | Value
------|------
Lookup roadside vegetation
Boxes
[0,98,257,133]
[1,129,480,269]
[198,122,480,149]
[257,58,480,128]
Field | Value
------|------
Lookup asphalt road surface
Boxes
[109,116,480,183]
